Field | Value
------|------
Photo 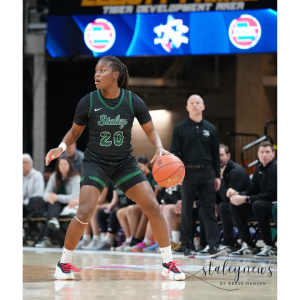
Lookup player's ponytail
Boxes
[98,56,129,90]
[119,63,129,90]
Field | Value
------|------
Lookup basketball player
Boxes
[45,56,185,281]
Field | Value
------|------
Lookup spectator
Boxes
[136,155,156,188]
[198,143,251,254]
[227,141,277,258]
[23,154,44,217]
[161,186,182,249]
[43,166,53,186]
[82,180,119,250]
[35,157,80,248]
[61,143,84,174]
[116,155,157,252]
[170,95,226,258]
[143,185,182,253]
[76,180,117,249]
[114,188,137,250]
[94,189,119,250]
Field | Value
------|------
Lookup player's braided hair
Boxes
[99,56,129,89]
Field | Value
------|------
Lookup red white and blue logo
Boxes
[84,18,116,53]
[228,14,261,50]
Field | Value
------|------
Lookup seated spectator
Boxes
[75,180,117,249]
[43,166,53,186]
[23,154,44,217]
[61,143,84,174]
[116,155,157,251]
[114,188,137,250]
[35,157,80,248]
[227,141,277,258]
[141,185,183,253]
[217,144,251,253]
[161,185,182,250]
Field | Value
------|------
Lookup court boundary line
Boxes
[23,247,277,264]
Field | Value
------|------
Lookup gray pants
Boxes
[180,165,220,250]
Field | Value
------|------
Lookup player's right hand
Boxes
[45,147,64,166]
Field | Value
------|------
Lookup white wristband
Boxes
[58,142,67,152]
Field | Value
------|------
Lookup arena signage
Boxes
[49,0,277,15]
[46,9,277,57]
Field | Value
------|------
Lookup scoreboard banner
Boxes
[46,9,277,57]
[49,0,277,15]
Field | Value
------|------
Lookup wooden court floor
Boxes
[23,248,277,300]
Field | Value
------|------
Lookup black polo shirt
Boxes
[170,118,220,178]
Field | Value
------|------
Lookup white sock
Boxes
[143,238,152,246]
[126,237,132,243]
[83,234,91,242]
[171,231,180,245]
[101,235,106,241]
[93,235,101,241]
[61,247,74,264]
[159,245,173,264]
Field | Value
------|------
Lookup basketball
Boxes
[152,155,185,188]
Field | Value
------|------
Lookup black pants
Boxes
[197,207,208,248]
[230,200,273,246]
[181,165,220,250]
[97,208,119,234]
[218,202,235,246]
[45,202,67,238]
[23,204,30,218]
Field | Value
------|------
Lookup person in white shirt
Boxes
[23,154,45,217]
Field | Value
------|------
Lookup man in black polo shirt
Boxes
[170,95,226,258]
[227,141,277,258]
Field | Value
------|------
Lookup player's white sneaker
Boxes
[54,261,81,280]
[162,260,185,281]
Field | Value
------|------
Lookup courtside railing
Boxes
[224,132,260,165]
[241,135,274,169]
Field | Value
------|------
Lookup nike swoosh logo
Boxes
[244,250,252,254]
[95,108,102,111]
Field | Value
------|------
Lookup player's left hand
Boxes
[150,147,173,163]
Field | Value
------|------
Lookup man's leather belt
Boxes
[185,164,210,169]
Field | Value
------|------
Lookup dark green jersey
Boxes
[74,88,152,162]
[87,88,134,161]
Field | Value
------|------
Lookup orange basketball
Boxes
[152,155,185,188]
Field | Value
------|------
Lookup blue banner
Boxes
[46,9,277,57]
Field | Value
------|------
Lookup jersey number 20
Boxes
[100,131,124,147]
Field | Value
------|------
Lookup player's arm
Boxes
[45,123,86,166]
[140,120,172,163]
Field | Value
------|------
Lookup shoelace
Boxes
[165,261,183,274]
[61,263,81,273]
